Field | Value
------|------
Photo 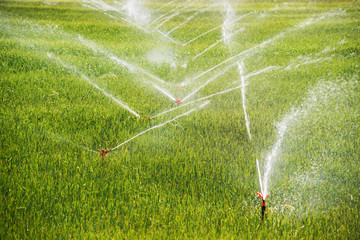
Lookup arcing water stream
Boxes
[193,27,245,60]
[152,84,176,102]
[154,5,192,30]
[3,3,352,218]
[187,9,345,85]
[166,4,215,36]
[237,61,251,140]
[256,75,353,199]
[222,1,236,46]
[182,11,255,47]
[111,101,210,151]
[47,53,140,118]
[181,62,237,102]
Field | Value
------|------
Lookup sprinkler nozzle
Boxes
[256,192,269,200]
[98,149,112,160]
[141,115,154,120]
[178,43,183,47]
[175,99,182,106]
[174,84,182,88]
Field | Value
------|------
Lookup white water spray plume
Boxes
[157,29,178,44]
[77,36,170,87]
[153,84,176,101]
[182,11,255,47]
[262,109,299,197]
[154,5,192,30]
[46,130,97,153]
[258,73,349,197]
[222,1,236,46]
[243,66,280,81]
[153,101,193,118]
[256,159,264,195]
[112,101,210,151]
[166,4,214,36]
[193,27,244,60]
[157,0,176,11]
[182,62,237,102]
[188,9,344,82]
[109,55,170,86]
[149,1,188,26]
[122,0,151,25]
[155,83,247,118]
[101,10,150,33]
[47,53,140,118]
[83,0,149,32]
[284,42,341,71]
[237,61,251,140]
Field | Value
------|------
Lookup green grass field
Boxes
[1,0,359,238]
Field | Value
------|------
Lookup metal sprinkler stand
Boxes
[98,149,112,160]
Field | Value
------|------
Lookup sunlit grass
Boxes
[0,0,359,239]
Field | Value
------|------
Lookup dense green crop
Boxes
[0,0,359,239]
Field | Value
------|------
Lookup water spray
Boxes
[47,53,140,118]
[187,10,343,84]
[237,61,251,140]
[153,84,176,102]
[181,62,237,102]
[83,0,150,33]
[182,11,255,47]
[165,4,214,36]
[77,36,171,87]
[193,28,244,60]
[154,5,191,30]
[156,29,178,44]
[222,1,236,46]
[157,0,176,11]
[154,83,246,119]
[149,1,188,26]
[111,101,210,151]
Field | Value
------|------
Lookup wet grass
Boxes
[0,0,359,239]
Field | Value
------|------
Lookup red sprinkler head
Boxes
[256,192,269,200]
[175,99,182,106]
[257,192,269,221]
[141,115,154,120]
[174,84,182,88]
[178,43,183,47]
[98,149,112,160]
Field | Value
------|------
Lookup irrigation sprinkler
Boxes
[256,192,269,221]
[175,99,182,106]
[141,115,154,120]
[98,149,112,160]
